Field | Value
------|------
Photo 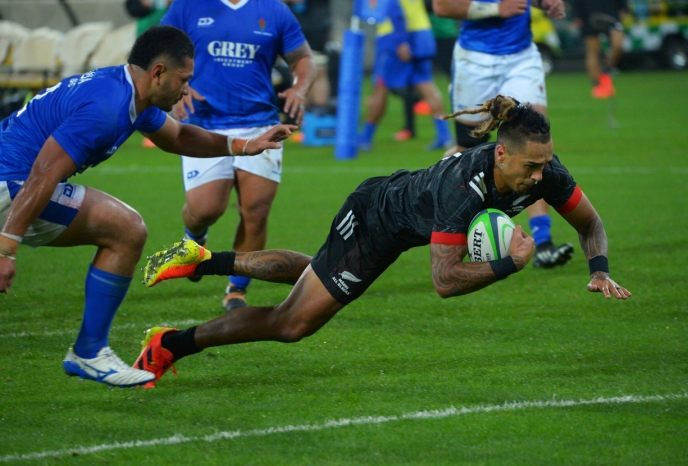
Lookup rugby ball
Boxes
[467,209,515,262]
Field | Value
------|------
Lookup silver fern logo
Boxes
[339,272,361,282]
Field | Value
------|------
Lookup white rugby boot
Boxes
[63,345,155,388]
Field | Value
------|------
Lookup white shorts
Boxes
[0,180,86,248]
[450,42,547,123]
[182,126,283,192]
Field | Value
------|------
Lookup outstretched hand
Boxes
[587,272,632,299]
[243,124,298,156]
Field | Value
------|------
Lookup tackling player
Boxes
[160,0,316,312]
[0,25,294,388]
[132,95,631,387]
[433,0,573,269]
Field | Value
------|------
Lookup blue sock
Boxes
[360,122,376,144]
[434,118,451,141]
[229,275,251,290]
[74,265,132,359]
[184,227,208,245]
[529,215,552,247]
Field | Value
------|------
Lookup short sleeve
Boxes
[542,155,581,214]
[135,107,167,133]
[51,101,119,169]
[277,2,307,55]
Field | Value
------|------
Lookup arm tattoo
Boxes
[431,244,500,297]
[284,43,311,67]
[578,216,608,260]
[234,250,312,285]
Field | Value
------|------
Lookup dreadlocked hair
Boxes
[441,95,551,151]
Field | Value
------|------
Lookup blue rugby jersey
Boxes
[0,65,166,181]
[161,0,306,129]
[458,0,533,55]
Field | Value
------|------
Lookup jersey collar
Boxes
[122,65,137,124]
[220,0,249,10]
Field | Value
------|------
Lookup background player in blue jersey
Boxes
[0,25,294,388]
[433,0,571,269]
[358,0,453,152]
[161,0,317,313]
[131,95,631,387]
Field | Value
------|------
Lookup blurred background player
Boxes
[358,0,453,152]
[125,0,173,37]
[396,0,459,142]
[161,0,316,312]
[571,0,628,99]
[434,0,574,268]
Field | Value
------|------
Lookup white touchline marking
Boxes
[0,320,203,339]
[1,393,686,462]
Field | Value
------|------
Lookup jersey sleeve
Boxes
[430,175,480,246]
[135,107,167,133]
[277,2,307,55]
[51,101,120,169]
[542,155,583,215]
[387,0,410,47]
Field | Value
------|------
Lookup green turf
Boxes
[1,71,687,464]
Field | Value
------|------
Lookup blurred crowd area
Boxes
[0,0,685,116]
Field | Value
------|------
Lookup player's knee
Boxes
[273,308,318,343]
[240,199,273,227]
[455,121,489,149]
[120,211,148,252]
[187,203,226,227]
[276,322,310,343]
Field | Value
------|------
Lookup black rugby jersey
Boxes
[363,143,581,251]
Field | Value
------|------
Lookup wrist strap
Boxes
[490,256,517,280]
[467,1,500,20]
[242,138,252,156]
[227,136,236,156]
[588,255,609,275]
[1,231,22,243]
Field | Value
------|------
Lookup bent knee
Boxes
[124,213,148,250]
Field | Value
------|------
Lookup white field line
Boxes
[0,320,204,340]
[91,165,688,176]
[1,393,686,462]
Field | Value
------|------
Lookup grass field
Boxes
[1,71,687,464]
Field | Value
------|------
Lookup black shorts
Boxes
[311,177,403,305]
[577,2,622,37]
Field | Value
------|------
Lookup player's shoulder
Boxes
[449,143,494,175]
[64,66,131,118]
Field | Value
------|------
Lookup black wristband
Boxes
[588,255,609,276]
[490,256,518,280]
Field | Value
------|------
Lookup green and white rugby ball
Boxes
[467,208,515,262]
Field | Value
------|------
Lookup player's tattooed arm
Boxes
[234,250,312,285]
[578,215,608,260]
[430,243,503,298]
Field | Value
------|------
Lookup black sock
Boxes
[195,251,235,276]
[162,327,201,362]
[404,95,416,135]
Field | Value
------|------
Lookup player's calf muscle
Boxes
[234,250,311,284]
